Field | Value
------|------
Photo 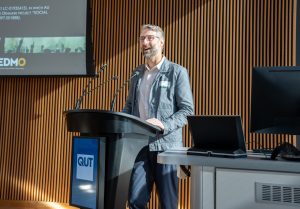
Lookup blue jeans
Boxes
[128,146,178,209]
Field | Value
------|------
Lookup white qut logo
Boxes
[76,154,94,181]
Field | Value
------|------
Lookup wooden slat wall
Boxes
[0,0,297,208]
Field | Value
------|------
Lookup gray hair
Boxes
[141,24,165,43]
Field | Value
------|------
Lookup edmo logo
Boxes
[0,57,26,67]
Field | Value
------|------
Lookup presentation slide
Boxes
[0,0,93,76]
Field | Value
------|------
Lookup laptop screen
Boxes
[187,115,246,153]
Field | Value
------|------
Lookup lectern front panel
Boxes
[70,136,101,209]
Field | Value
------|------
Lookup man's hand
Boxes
[146,118,164,130]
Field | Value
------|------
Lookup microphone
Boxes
[110,71,140,111]
[74,64,108,109]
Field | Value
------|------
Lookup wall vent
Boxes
[256,182,300,207]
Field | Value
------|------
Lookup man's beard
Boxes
[142,47,159,59]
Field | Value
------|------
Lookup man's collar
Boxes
[145,56,165,71]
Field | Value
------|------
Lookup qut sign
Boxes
[76,154,94,181]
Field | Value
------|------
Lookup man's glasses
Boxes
[139,35,159,41]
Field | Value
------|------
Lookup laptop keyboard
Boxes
[252,149,273,155]
[187,147,247,158]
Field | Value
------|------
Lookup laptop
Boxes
[187,115,247,158]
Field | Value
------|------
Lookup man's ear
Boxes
[160,39,165,50]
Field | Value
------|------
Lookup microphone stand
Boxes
[74,75,96,109]
[74,64,107,109]
[86,75,118,96]
[110,71,140,111]
[110,81,128,111]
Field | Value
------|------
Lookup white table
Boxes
[157,148,300,209]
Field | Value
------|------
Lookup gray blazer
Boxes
[123,58,194,151]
